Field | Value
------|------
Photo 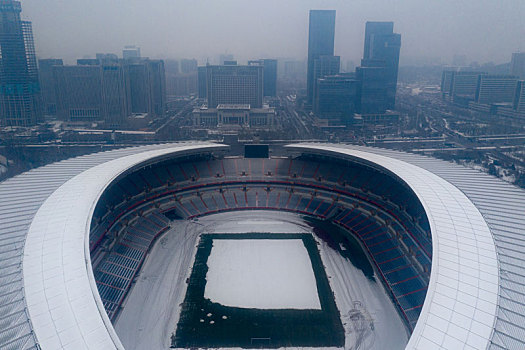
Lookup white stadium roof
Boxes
[0,142,524,350]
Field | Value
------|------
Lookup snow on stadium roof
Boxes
[1,142,524,349]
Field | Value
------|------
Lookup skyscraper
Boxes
[0,0,42,126]
[197,66,207,99]
[262,59,278,97]
[363,22,394,61]
[307,10,336,105]
[361,22,401,109]
[39,58,63,116]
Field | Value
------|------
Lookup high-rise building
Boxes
[312,55,340,101]
[54,65,105,122]
[100,63,130,127]
[441,70,456,95]
[306,10,336,105]
[356,66,388,114]
[0,0,42,126]
[206,64,263,108]
[476,75,519,105]
[123,45,141,60]
[128,59,166,117]
[363,22,394,61]
[313,75,359,121]
[198,66,207,99]
[510,52,525,79]
[262,59,278,97]
[248,59,278,97]
[451,71,482,102]
[361,21,401,109]
[52,58,165,124]
[53,62,131,126]
[39,58,63,116]
[441,69,485,104]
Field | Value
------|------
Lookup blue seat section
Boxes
[180,162,199,181]
[90,156,433,330]
[163,161,187,182]
[248,158,264,177]
[202,194,218,212]
[223,191,236,208]
[246,190,256,207]
[214,192,227,210]
[222,159,238,177]
[194,161,211,179]
[299,160,320,179]
[334,207,428,331]
[208,160,224,178]
[92,210,170,320]
[286,194,300,210]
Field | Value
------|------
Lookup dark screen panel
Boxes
[244,144,269,158]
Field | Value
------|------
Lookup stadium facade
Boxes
[0,142,524,349]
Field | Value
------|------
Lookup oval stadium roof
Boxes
[0,142,524,350]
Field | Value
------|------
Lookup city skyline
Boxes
[21,0,525,66]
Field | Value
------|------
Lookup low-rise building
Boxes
[192,104,275,128]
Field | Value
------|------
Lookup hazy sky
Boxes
[22,0,525,66]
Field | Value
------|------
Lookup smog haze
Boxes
[23,0,525,65]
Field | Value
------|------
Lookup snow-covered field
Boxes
[114,211,409,350]
[205,239,321,310]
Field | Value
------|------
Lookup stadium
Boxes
[1,142,524,350]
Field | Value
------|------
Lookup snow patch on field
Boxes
[205,239,321,310]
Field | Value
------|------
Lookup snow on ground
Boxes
[205,239,321,310]
[318,239,409,350]
[114,211,409,350]
[114,220,202,350]
[198,211,312,234]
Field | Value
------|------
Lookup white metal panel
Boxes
[22,143,226,350]
[287,144,499,350]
